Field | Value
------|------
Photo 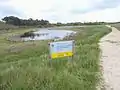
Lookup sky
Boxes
[0,0,120,23]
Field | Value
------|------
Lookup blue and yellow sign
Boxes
[49,40,74,59]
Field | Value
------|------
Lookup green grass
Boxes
[111,23,120,30]
[0,25,111,90]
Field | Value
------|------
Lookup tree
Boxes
[2,16,21,26]
[2,16,50,27]
[56,22,62,26]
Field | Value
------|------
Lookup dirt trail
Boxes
[99,25,120,90]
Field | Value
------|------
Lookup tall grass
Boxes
[0,25,111,90]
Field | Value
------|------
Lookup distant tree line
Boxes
[54,22,107,26]
[64,22,106,26]
[2,16,118,28]
[2,16,50,27]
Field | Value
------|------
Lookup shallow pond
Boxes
[22,29,76,41]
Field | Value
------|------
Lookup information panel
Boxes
[49,40,74,59]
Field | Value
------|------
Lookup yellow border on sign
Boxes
[51,52,73,59]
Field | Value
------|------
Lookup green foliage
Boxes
[2,16,49,26]
[63,22,106,26]
[2,16,21,26]
[0,26,111,90]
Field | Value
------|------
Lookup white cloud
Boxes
[73,6,120,22]
[0,0,120,22]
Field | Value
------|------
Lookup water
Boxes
[22,29,76,41]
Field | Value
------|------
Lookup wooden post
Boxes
[72,40,75,62]
[48,42,52,67]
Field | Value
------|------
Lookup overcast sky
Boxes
[0,0,120,23]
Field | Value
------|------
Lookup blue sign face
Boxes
[49,40,74,58]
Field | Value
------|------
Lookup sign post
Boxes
[49,40,75,60]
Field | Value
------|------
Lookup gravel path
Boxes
[99,25,120,90]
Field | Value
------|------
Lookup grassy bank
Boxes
[0,25,111,90]
[111,23,120,30]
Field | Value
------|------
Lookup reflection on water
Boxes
[22,29,76,41]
